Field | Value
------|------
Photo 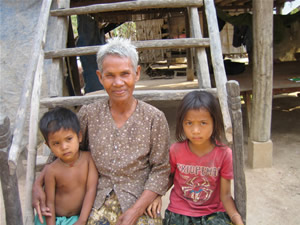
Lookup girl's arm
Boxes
[44,167,56,225]
[75,153,98,225]
[220,177,244,225]
[146,195,162,219]
[146,174,174,218]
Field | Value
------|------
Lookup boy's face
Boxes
[47,128,82,164]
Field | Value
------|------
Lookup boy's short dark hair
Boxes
[39,107,81,144]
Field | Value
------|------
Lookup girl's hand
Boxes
[145,196,162,219]
[230,213,244,225]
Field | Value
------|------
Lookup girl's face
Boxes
[183,108,214,149]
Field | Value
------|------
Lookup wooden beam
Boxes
[51,0,203,16]
[40,89,218,108]
[44,38,210,59]
[24,45,45,225]
[204,0,232,142]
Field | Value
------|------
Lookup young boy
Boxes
[35,107,98,225]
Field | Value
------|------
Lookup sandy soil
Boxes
[1,82,299,225]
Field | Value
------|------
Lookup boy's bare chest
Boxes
[55,162,88,191]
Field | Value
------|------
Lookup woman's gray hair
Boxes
[96,37,139,73]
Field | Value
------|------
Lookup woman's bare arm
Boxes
[44,167,56,225]
[32,165,52,223]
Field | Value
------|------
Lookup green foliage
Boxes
[112,22,137,40]
[70,16,137,41]
[71,15,78,38]
[290,7,299,14]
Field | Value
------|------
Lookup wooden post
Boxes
[184,10,194,81]
[187,7,211,88]
[226,81,247,224]
[248,0,273,168]
[0,116,23,225]
[47,0,70,97]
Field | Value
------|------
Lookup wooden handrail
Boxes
[226,80,247,224]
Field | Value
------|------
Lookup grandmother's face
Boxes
[96,55,140,103]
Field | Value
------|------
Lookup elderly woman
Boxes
[32,38,170,225]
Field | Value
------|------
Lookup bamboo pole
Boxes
[8,0,52,174]
[44,38,210,59]
[50,0,203,16]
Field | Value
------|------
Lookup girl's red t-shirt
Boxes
[167,140,233,217]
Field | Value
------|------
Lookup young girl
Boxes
[147,91,244,225]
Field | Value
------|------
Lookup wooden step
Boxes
[44,38,210,59]
[50,0,203,17]
[40,88,217,108]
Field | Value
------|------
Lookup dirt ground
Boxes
[0,79,299,225]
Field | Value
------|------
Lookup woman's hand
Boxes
[116,207,140,225]
[73,218,87,225]
[145,196,162,219]
[32,167,52,223]
[32,182,52,223]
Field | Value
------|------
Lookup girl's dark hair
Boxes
[175,91,225,146]
[39,107,80,144]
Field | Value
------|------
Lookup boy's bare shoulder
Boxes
[44,159,60,175]
[80,151,92,160]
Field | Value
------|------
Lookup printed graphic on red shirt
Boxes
[178,163,220,204]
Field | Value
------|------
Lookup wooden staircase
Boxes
[3,0,246,224]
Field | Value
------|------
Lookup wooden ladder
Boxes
[3,0,246,224]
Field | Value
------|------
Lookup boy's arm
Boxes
[220,177,244,225]
[76,153,98,225]
[44,166,57,225]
